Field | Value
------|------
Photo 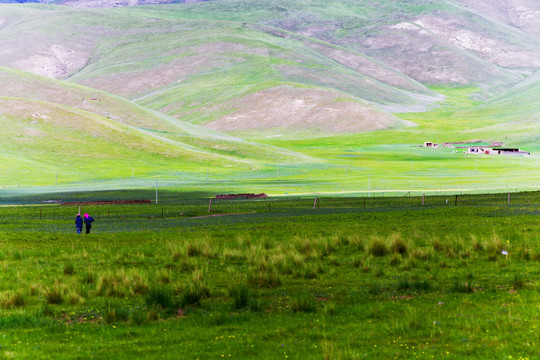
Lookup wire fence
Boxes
[1,176,539,206]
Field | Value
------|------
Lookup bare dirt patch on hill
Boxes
[307,43,427,93]
[455,0,540,37]
[411,15,540,68]
[205,85,404,137]
[12,44,90,79]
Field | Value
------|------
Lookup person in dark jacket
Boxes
[75,214,83,234]
[84,213,95,234]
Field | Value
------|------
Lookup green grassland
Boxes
[0,193,538,359]
[0,66,313,186]
[1,70,538,196]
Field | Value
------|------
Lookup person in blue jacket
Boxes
[75,214,83,234]
[84,213,95,234]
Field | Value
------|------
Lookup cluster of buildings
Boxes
[423,140,530,156]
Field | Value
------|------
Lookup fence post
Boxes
[313,198,318,210]
[208,199,213,213]
[455,194,458,206]
[422,194,425,206]
[39,208,42,220]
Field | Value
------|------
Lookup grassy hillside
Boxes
[0,2,538,194]
[0,4,433,138]
[120,0,540,86]
[0,67,312,185]
[454,73,540,151]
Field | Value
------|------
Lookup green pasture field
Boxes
[0,192,538,359]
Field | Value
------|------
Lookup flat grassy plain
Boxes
[0,192,538,359]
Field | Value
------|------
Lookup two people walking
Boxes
[75,213,94,234]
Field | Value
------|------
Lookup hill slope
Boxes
[0,4,428,138]
[129,0,540,87]
[455,72,540,151]
[0,66,311,184]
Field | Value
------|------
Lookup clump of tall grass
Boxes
[167,241,185,262]
[517,245,531,261]
[1,290,25,308]
[63,262,75,275]
[290,294,317,313]
[96,269,148,297]
[80,270,96,285]
[367,237,388,257]
[531,250,540,262]
[390,234,408,255]
[411,247,433,261]
[347,234,365,251]
[401,258,418,271]
[412,279,432,291]
[452,281,474,293]
[178,257,197,273]
[351,256,362,268]
[181,269,211,306]
[294,236,314,255]
[185,242,202,258]
[321,238,338,256]
[247,265,282,288]
[485,234,504,255]
[228,283,250,309]
[222,248,246,262]
[250,299,267,313]
[67,291,84,305]
[471,235,483,252]
[30,283,42,296]
[512,274,525,290]
[294,261,323,279]
[201,237,218,259]
[246,247,282,288]
[43,281,64,304]
[146,286,176,310]
[104,305,130,324]
[157,270,171,284]
[360,257,372,273]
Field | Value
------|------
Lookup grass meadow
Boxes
[0,192,538,359]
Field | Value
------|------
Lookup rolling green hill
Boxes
[0,4,433,138]
[0,1,538,194]
[455,72,540,151]
[0,66,312,185]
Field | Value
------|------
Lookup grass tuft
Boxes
[290,295,317,313]
[368,237,388,257]
[228,283,251,309]
[146,286,176,310]
[390,235,408,255]
[43,283,63,304]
